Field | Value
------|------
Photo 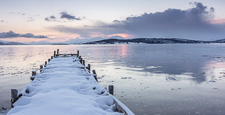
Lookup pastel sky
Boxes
[0,0,225,43]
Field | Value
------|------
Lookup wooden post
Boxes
[77,50,79,57]
[44,61,47,67]
[54,51,56,57]
[79,56,81,59]
[11,88,18,108]
[92,70,98,82]
[82,60,85,66]
[57,49,59,54]
[32,71,36,76]
[40,65,43,72]
[48,59,50,62]
[108,85,114,95]
[88,64,91,71]
[51,56,53,59]
[80,58,83,63]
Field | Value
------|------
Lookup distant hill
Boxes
[211,39,225,43]
[1,38,225,45]
[0,41,26,45]
[51,43,68,45]
[0,42,4,45]
[84,38,211,44]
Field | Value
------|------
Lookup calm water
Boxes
[1,44,225,115]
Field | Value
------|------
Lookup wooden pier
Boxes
[8,49,134,115]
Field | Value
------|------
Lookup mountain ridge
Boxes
[1,38,225,45]
[0,41,26,45]
[84,38,225,44]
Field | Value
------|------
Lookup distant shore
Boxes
[1,38,225,45]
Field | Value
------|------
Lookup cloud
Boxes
[60,12,81,20]
[0,31,47,38]
[9,12,26,15]
[45,12,81,21]
[45,15,56,21]
[111,2,220,39]
[52,2,225,40]
[50,16,56,19]
[27,17,34,22]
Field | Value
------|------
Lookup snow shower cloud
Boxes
[60,12,81,20]
[0,31,47,38]
[45,16,56,21]
[52,2,225,40]
[45,12,81,21]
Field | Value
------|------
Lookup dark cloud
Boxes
[113,20,120,23]
[45,12,81,21]
[53,2,225,40]
[49,16,56,19]
[45,15,56,21]
[45,18,49,21]
[50,16,56,19]
[0,31,47,38]
[60,12,81,20]
[45,18,50,21]
[113,2,219,39]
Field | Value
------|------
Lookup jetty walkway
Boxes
[8,50,134,115]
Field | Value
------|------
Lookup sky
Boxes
[0,0,225,43]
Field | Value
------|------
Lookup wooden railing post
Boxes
[80,58,83,63]
[82,60,85,66]
[57,49,59,54]
[77,50,79,57]
[11,88,18,108]
[32,71,36,76]
[48,59,50,62]
[54,51,56,57]
[108,85,114,95]
[92,70,98,82]
[44,61,47,67]
[40,65,43,72]
[31,71,36,81]
[88,64,91,71]
[51,56,53,59]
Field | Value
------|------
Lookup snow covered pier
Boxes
[8,50,134,115]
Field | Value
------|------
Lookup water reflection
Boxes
[122,44,225,83]
[120,45,128,57]
[82,44,225,115]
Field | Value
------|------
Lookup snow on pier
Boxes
[8,51,134,115]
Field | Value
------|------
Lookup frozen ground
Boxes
[7,56,132,115]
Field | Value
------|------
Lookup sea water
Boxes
[1,44,225,115]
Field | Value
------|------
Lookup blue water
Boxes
[1,44,225,115]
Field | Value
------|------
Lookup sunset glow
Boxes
[107,33,132,39]
[208,18,225,24]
